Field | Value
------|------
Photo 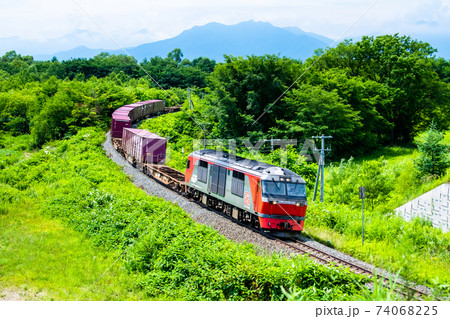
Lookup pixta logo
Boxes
[192,138,321,164]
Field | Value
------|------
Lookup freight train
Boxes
[111,100,307,237]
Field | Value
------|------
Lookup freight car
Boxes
[122,128,167,167]
[185,149,307,237]
[111,100,166,138]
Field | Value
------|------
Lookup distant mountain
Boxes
[35,21,334,62]
[35,46,105,61]
[110,20,333,62]
[282,26,335,46]
[0,30,115,58]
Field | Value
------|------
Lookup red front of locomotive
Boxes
[258,202,307,232]
[254,168,308,234]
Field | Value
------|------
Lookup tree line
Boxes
[0,34,449,156]
[0,48,215,88]
[203,35,449,157]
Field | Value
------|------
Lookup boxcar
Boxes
[110,100,166,138]
[122,128,167,165]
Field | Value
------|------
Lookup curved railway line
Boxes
[108,131,433,300]
[271,237,430,300]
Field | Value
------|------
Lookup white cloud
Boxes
[0,0,448,49]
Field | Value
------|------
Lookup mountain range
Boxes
[1,20,449,62]
[111,21,335,62]
[6,21,334,62]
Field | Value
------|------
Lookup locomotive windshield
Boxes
[262,181,306,199]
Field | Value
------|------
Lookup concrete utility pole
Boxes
[312,134,332,202]
[188,88,193,110]
[199,122,210,148]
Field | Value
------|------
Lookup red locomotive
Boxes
[185,149,307,237]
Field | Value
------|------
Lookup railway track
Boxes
[275,238,373,275]
[269,236,430,300]
[110,136,432,300]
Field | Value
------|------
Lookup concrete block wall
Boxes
[395,183,449,232]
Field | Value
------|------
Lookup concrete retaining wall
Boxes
[395,183,449,232]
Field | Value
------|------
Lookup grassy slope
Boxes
[0,202,149,300]
[0,130,374,301]
[303,132,450,292]
[0,136,152,300]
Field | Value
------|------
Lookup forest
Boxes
[0,34,448,155]
[0,34,449,300]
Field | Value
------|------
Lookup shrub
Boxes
[414,122,450,178]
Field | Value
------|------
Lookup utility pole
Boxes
[199,122,210,148]
[359,186,366,245]
[312,134,332,202]
[188,88,193,110]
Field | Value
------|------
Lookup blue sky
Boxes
[0,0,449,51]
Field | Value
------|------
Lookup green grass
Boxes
[0,201,153,300]
[304,224,449,286]
[0,133,154,300]
[0,129,376,301]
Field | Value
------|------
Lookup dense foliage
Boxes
[0,72,190,146]
[0,49,215,88]
[205,35,449,157]
[1,34,449,156]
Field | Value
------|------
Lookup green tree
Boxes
[141,50,215,88]
[312,35,450,143]
[0,90,39,134]
[414,123,450,178]
[273,84,363,156]
[307,68,394,152]
[30,92,73,146]
[167,48,183,65]
[359,159,394,211]
[207,54,302,137]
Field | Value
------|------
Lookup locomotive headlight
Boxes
[271,201,277,205]
[286,178,291,182]
[296,202,301,206]
[280,178,284,181]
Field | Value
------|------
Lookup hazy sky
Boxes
[1,0,449,48]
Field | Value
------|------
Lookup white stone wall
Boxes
[395,183,449,232]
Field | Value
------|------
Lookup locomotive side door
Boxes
[253,180,261,213]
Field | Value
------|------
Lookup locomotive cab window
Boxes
[262,181,307,199]
[262,181,286,197]
[286,182,306,198]
[231,171,245,197]
[197,160,208,183]
[186,159,191,169]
